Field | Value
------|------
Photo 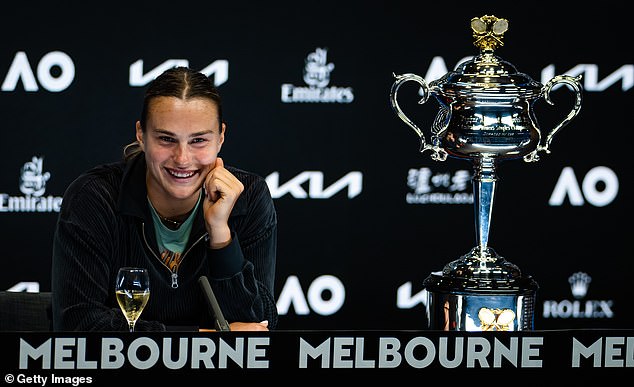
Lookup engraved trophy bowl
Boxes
[390,15,583,331]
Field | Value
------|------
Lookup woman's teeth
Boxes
[168,169,195,178]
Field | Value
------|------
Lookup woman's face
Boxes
[137,96,224,211]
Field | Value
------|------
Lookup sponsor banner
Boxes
[1,330,631,380]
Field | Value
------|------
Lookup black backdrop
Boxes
[0,1,631,331]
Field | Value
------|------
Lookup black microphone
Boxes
[198,276,231,331]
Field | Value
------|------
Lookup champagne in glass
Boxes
[115,267,150,332]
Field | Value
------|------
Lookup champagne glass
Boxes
[115,267,150,332]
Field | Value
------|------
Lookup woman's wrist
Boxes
[207,225,231,249]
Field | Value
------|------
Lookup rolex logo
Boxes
[568,272,591,299]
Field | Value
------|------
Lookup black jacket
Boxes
[51,153,278,331]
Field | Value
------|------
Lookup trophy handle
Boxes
[390,73,448,161]
[525,74,583,162]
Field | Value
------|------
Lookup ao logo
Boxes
[549,166,618,207]
[276,275,345,316]
[1,51,74,92]
[7,282,40,292]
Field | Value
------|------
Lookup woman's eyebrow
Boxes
[189,130,214,137]
[152,128,213,137]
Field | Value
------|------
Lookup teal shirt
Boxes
[148,193,202,273]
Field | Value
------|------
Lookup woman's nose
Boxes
[173,143,190,164]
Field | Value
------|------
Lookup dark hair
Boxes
[123,66,224,160]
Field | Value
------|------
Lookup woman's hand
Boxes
[228,320,269,331]
[203,157,244,249]
[199,320,269,332]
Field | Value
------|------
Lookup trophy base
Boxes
[423,247,538,331]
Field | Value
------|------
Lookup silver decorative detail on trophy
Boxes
[390,15,583,331]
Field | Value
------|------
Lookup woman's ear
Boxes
[218,122,226,147]
[135,121,144,151]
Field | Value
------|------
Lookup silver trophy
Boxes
[390,15,582,331]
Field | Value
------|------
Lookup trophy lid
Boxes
[431,15,542,99]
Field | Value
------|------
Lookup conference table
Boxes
[2,329,632,382]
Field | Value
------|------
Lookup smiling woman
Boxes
[137,96,227,235]
[51,67,278,333]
